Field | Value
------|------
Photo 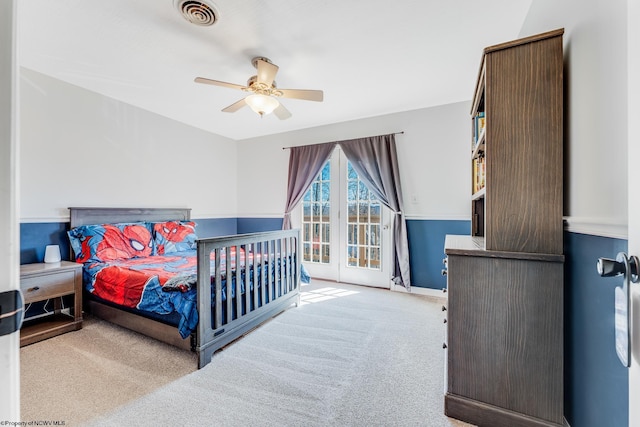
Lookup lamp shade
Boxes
[44,245,61,263]
[245,94,279,116]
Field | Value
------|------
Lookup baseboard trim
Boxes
[445,393,563,427]
[392,284,446,300]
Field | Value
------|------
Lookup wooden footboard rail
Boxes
[195,229,301,368]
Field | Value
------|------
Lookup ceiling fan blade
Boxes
[273,102,292,120]
[222,98,247,113]
[195,77,246,91]
[278,89,324,102]
[255,58,279,86]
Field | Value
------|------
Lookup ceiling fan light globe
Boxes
[245,94,279,116]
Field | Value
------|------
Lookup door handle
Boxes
[596,252,639,367]
[597,253,639,281]
[0,290,24,337]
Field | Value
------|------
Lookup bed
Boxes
[68,207,301,368]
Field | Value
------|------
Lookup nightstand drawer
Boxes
[21,270,76,303]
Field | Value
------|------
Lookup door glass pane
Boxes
[348,202,357,218]
[322,224,330,243]
[321,182,330,201]
[370,224,380,246]
[301,161,331,264]
[322,202,330,222]
[347,245,358,267]
[303,202,311,222]
[322,244,330,263]
[348,224,357,245]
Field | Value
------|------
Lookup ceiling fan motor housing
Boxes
[245,76,282,96]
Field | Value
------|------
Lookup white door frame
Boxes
[627,0,639,424]
[0,0,21,419]
[295,147,392,287]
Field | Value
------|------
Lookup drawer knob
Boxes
[443,343,447,349]
[441,305,447,312]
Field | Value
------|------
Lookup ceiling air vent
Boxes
[174,0,219,26]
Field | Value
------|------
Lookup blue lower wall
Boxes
[564,232,628,427]
[406,219,470,289]
[237,217,283,234]
[193,217,237,238]
[19,218,629,426]
[20,222,71,264]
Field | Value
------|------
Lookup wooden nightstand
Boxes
[20,261,83,346]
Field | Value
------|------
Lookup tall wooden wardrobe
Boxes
[443,29,565,427]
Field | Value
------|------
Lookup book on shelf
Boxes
[472,155,486,193]
[473,127,486,152]
[473,159,478,192]
[480,155,485,189]
[473,111,486,144]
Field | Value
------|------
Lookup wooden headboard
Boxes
[69,207,191,229]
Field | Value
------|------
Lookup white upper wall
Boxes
[20,68,238,222]
[520,0,628,237]
[19,0,630,236]
[19,64,471,223]
[236,102,471,220]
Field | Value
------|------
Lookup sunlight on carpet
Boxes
[299,286,360,305]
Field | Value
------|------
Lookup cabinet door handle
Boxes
[27,286,40,292]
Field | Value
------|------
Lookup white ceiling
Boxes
[18,0,532,141]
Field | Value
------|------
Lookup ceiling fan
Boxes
[194,57,323,120]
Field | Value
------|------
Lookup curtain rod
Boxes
[281,131,404,150]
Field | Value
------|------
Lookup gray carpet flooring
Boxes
[85,281,472,427]
[21,314,197,424]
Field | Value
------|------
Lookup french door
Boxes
[628,0,639,423]
[297,148,391,288]
[1,0,20,419]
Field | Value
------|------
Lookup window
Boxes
[346,162,381,270]
[302,161,331,264]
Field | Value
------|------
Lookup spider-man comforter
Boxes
[82,248,255,339]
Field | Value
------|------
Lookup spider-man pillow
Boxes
[152,221,198,255]
[68,222,155,263]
